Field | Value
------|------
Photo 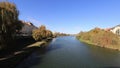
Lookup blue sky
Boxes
[9,0,120,34]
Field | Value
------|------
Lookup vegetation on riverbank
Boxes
[53,32,70,37]
[0,1,23,50]
[76,28,120,50]
[32,25,53,41]
[0,1,53,52]
[0,1,53,68]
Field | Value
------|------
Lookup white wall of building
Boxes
[111,26,120,35]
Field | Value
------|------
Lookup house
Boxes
[17,21,38,36]
[110,25,120,36]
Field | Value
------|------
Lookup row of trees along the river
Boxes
[53,32,70,37]
[76,28,120,50]
[0,1,53,51]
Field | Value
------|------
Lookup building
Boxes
[17,21,38,36]
[110,25,120,36]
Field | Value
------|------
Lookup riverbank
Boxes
[0,38,52,68]
[79,38,120,51]
[77,28,120,51]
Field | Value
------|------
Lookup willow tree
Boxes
[0,2,21,49]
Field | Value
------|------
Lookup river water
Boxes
[17,36,120,68]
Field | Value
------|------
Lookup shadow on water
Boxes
[39,39,63,54]
[16,52,42,68]
[16,46,48,68]
[16,38,63,68]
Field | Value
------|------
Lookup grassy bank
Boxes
[77,28,120,51]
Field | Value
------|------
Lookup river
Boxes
[16,36,120,68]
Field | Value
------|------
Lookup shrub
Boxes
[32,25,53,41]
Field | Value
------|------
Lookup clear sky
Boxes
[9,0,120,34]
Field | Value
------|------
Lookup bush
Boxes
[32,25,53,41]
